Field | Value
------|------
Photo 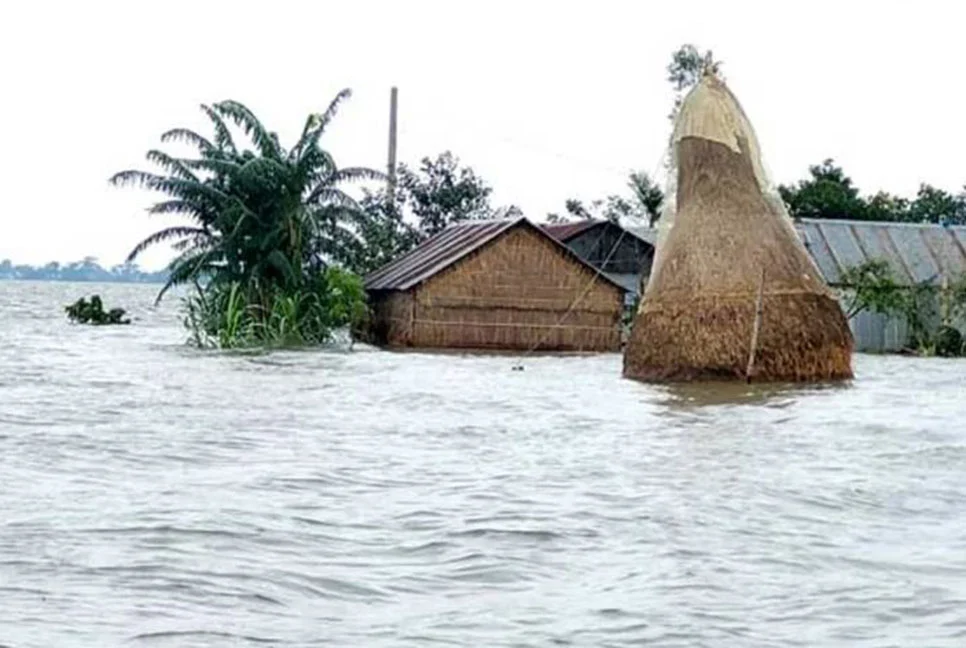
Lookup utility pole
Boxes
[941,217,951,325]
[387,86,398,202]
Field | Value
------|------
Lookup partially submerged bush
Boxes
[65,295,131,325]
[182,267,367,350]
[840,260,966,356]
[935,325,963,358]
[839,259,905,320]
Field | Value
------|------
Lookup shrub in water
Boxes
[934,325,963,358]
[182,267,367,350]
[65,295,131,325]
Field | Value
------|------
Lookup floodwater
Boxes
[1,280,965,647]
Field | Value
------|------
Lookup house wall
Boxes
[408,225,623,351]
[368,290,414,346]
[846,307,910,353]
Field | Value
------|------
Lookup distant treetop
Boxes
[0,258,167,283]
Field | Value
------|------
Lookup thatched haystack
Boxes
[623,72,854,383]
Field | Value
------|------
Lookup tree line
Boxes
[1,258,166,283]
[348,148,966,281]
[105,43,963,350]
[354,43,965,275]
[778,159,966,225]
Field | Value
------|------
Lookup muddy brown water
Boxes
[2,280,965,647]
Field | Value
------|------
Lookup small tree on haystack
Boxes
[623,67,854,383]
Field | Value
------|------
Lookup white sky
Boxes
[1,0,963,270]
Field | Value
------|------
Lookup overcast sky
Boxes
[1,0,963,270]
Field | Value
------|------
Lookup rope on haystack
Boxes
[623,70,854,384]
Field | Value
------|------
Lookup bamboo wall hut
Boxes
[364,217,626,352]
[624,71,854,383]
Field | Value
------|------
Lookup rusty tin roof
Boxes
[364,217,627,293]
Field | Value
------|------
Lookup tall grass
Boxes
[182,267,368,350]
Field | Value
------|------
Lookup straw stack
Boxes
[623,72,853,383]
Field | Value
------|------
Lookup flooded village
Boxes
[363,214,966,355]
[3,6,966,645]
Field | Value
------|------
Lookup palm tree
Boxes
[110,89,384,305]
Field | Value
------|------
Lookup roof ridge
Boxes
[364,218,523,290]
[364,216,626,293]
[796,217,966,230]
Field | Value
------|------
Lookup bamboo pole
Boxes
[388,87,398,201]
[745,267,766,382]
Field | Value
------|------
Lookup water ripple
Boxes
[2,281,966,647]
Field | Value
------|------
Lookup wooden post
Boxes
[409,288,416,347]
[940,223,952,326]
[388,86,398,201]
[941,272,950,325]
[745,267,766,382]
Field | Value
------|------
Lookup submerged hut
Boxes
[623,71,854,383]
[364,217,626,352]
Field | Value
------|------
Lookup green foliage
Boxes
[550,170,664,227]
[839,259,966,355]
[666,44,721,120]
[347,151,520,273]
[662,43,965,226]
[667,44,705,92]
[336,188,420,276]
[779,159,966,224]
[398,152,490,236]
[948,273,966,323]
[628,171,664,227]
[315,266,368,332]
[112,90,376,350]
[554,196,624,223]
[778,159,867,221]
[838,259,905,319]
[935,325,962,358]
[662,43,964,226]
[65,295,131,325]
[863,191,911,223]
[901,282,941,353]
[907,184,966,225]
[183,268,367,350]
[396,151,508,237]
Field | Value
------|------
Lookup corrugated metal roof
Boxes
[367,215,966,293]
[796,218,966,286]
[543,220,660,248]
[364,217,627,293]
[364,219,518,291]
[625,226,659,245]
[542,220,601,241]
